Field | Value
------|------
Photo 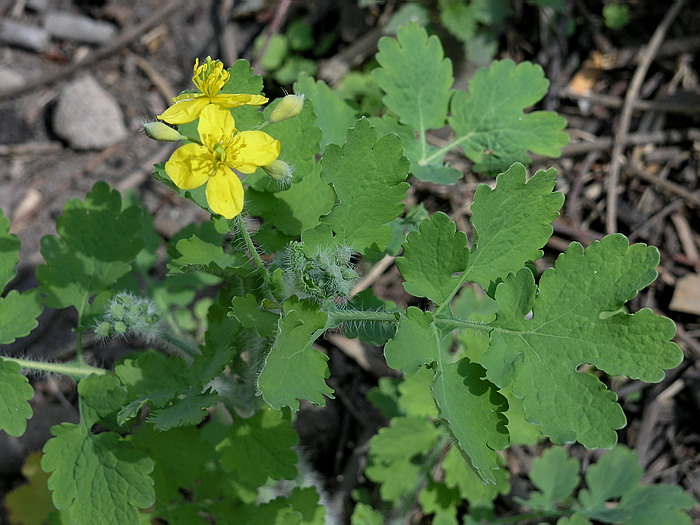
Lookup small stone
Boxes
[53,75,127,150]
[0,68,25,90]
[45,11,116,45]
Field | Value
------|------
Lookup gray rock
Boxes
[53,75,128,150]
[0,19,50,52]
[45,11,116,45]
[0,68,25,89]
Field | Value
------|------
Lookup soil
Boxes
[1,0,699,523]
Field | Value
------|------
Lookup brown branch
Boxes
[605,0,685,233]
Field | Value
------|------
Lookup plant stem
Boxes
[325,309,400,328]
[235,215,270,284]
[75,328,85,365]
[3,357,107,380]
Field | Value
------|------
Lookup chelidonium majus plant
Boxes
[0,23,693,525]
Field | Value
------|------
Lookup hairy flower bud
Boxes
[263,160,294,188]
[143,121,186,142]
[268,94,304,123]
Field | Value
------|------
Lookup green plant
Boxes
[0,21,693,525]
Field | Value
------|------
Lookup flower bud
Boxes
[143,121,186,142]
[269,94,304,123]
[263,160,294,184]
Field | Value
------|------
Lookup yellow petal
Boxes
[228,131,280,174]
[197,105,236,150]
[165,143,213,189]
[212,93,268,108]
[158,97,210,125]
[206,167,244,218]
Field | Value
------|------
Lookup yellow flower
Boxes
[158,57,268,125]
[165,105,280,218]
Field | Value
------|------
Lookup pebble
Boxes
[44,11,116,45]
[53,75,128,150]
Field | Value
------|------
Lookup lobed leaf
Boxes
[0,209,42,345]
[432,358,509,484]
[258,299,334,410]
[0,358,34,437]
[448,60,568,173]
[526,447,580,510]
[397,211,469,305]
[317,118,409,254]
[466,163,563,287]
[37,182,143,319]
[374,22,453,133]
[384,307,439,374]
[216,408,299,488]
[483,235,683,448]
[295,73,357,150]
[42,423,154,525]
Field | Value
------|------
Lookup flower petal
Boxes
[158,97,210,125]
[212,93,268,108]
[228,131,281,174]
[197,105,236,150]
[165,143,213,189]
[206,167,245,219]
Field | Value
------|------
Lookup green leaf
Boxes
[230,294,279,338]
[217,408,299,488]
[0,359,33,437]
[148,390,219,431]
[222,59,264,96]
[557,514,593,525]
[578,446,694,524]
[398,366,438,418]
[42,423,154,525]
[295,74,357,150]
[448,60,568,173]
[442,446,508,506]
[0,289,42,345]
[578,446,642,512]
[366,416,439,502]
[466,163,563,287]
[169,234,241,275]
[351,502,384,525]
[316,118,409,254]
[384,307,439,373]
[368,116,462,185]
[78,374,128,428]
[0,210,42,344]
[37,182,144,319]
[526,447,580,510]
[0,208,20,289]
[432,358,509,484]
[261,97,321,181]
[258,299,334,410]
[419,481,460,523]
[483,235,683,447]
[617,484,694,525]
[374,22,453,133]
[397,212,469,304]
[342,288,397,345]
[131,425,213,504]
[248,163,335,238]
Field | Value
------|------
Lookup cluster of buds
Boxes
[282,242,359,303]
[93,292,162,341]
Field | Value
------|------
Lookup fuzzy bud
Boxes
[263,160,294,188]
[269,94,304,123]
[143,121,186,142]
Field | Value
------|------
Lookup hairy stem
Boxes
[325,309,401,329]
[3,357,107,380]
[234,215,271,287]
